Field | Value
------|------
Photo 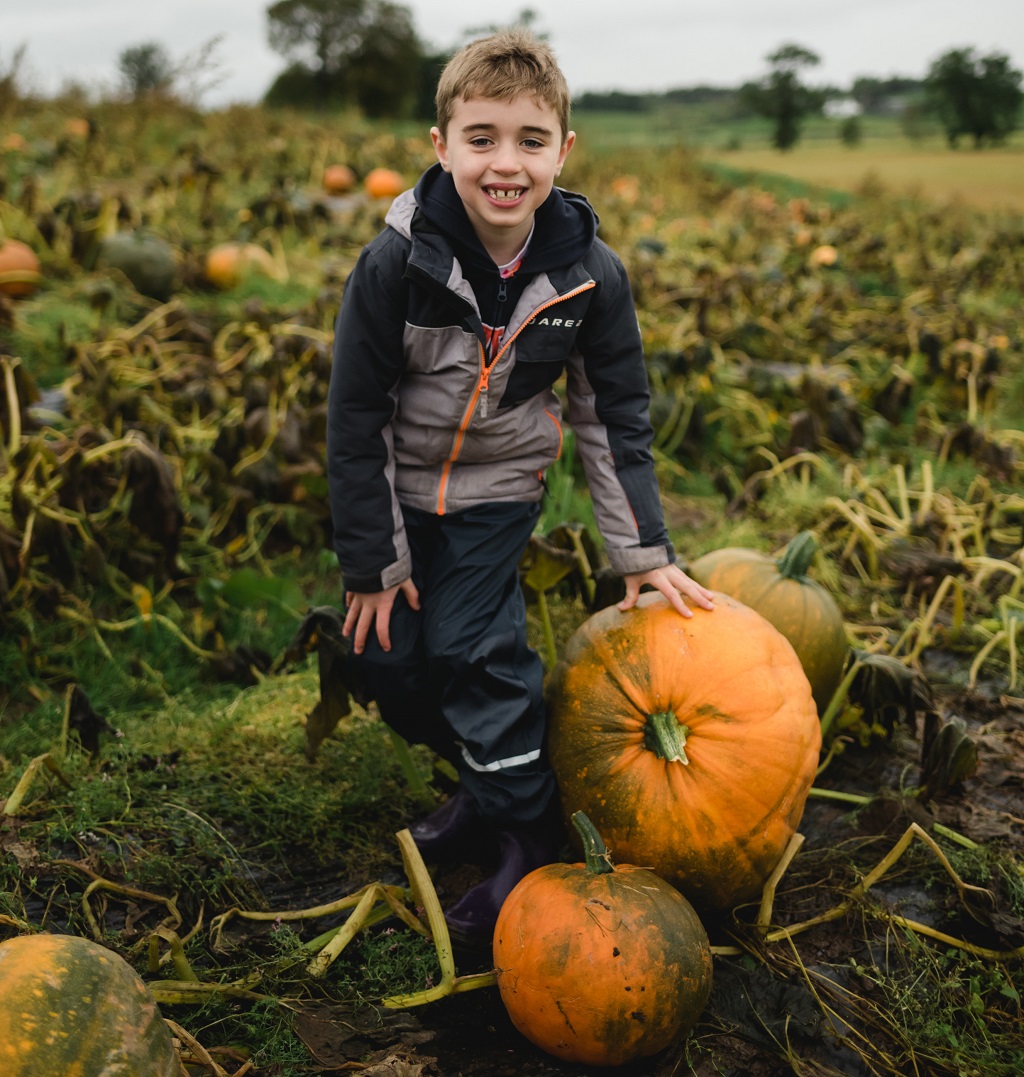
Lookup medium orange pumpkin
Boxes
[0,933,182,1076]
[363,167,404,200]
[494,811,712,1067]
[0,238,42,297]
[687,531,849,713]
[323,163,356,195]
[546,591,821,911]
[204,242,277,289]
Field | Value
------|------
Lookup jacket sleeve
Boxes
[565,245,675,576]
[326,233,412,592]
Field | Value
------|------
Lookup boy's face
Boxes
[431,95,575,261]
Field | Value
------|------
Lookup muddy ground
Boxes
[214,683,1024,1077]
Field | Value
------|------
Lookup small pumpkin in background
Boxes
[204,241,280,289]
[547,591,821,911]
[609,174,640,203]
[0,238,42,297]
[364,167,404,200]
[687,531,849,713]
[808,244,839,267]
[322,163,356,195]
[494,810,712,1067]
[97,230,177,301]
[0,933,182,1076]
[64,116,92,139]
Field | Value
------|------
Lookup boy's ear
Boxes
[430,126,450,172]
[555,130,577,176]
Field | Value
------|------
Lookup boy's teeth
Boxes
[489,188,522,200]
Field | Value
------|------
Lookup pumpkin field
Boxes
[1,99,1023,1075]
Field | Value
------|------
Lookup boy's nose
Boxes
[491,143,522,174]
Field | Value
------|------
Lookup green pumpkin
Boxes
[0,933,182,1076]
[688,530,849,713]
[98,230,177,300]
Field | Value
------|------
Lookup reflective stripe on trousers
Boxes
[349,501,555,825]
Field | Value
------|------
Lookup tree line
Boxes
[109,0,1024,150]
[732,43,1022,150]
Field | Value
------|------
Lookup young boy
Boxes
[326,28,714,947]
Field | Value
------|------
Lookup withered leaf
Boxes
[207,644,273,687]
[281,606,371,761]
[124,437,184,570]
[519,533,579,599]
[847,651,935,737]
[67,684,120,754]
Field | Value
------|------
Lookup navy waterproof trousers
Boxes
[350,501,555,825]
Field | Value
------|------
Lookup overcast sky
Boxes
[8,0,1023,108]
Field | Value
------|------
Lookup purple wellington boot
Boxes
[407,786,485,862]
[443,824,560,950]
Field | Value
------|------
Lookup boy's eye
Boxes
[521,138,544,149]
[469,137,492,147]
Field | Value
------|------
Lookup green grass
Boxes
[0,665,420,904]
[7,289,109,388]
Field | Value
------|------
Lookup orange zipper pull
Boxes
[478,367,491,418]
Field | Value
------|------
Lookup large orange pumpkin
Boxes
[494,811,712,1066]
[0,933,182,1076]
[546,591,821,911]
[687,531,849,713]
[0,238,42,297]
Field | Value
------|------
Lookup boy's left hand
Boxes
[618,564,715,618]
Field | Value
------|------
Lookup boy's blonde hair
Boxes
[435,28,572,141]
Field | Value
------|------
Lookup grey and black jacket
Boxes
[327,164,675,593]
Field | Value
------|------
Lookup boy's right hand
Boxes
[344,579,421,655]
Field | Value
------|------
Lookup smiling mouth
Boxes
[486,187,525,201]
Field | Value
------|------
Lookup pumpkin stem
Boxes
[776,530,818,581]
[571,811,615,875]
[644,710,690,764]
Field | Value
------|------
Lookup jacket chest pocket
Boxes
[499,329,576,408]
[514,323,580,364]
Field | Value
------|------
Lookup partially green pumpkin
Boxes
[0,933,182,1076]
[688,531,849,713]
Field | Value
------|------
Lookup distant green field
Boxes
[571,107,1024,211]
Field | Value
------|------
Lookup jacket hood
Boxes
[403,162,598,274]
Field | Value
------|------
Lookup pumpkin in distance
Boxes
[363,167,404,200]
[204,242,278,289]
[0,933,181,1076]
[494,811,712,1067]
[0,238,42,297]
[97,230,177,300]
[322,163,356,194]
[688,531,848,713]
[546,591,821,911]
